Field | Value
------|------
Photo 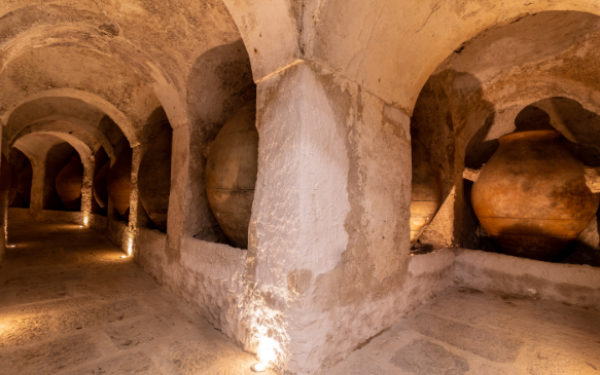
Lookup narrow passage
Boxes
[0,220,267,375]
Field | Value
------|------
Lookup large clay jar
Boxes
[206,102,257,249]
[93,161,110,211]
[472,130,599,261]
[55,154,83,211]
[410,138,443,244]
[139,124,172,231]
[107,149,132,217]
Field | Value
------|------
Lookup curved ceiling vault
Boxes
[308,0,600,113]
[0,0,252,155]
[411,11,600,154]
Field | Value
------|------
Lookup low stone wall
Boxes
[38,210,83,223]
[136,231,247,341]
[7,208,31,220]
[9,208,108,234]
[455,249,600,310]
[86,214,107,234]
[296,249,456,373]
[106,219,129,253]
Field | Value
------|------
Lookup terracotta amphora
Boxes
[471,130,599,261]
[139,124,172,232]
[410,138,442,244]
[205,102,257,249]
[55,153,83,211]
[107,149,132,218]
[93,161,110,211]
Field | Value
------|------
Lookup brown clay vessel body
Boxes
[55,154,83,211]
[471,130,599,261]
[139,124,172,231]
[93,161,110,211]
[205,102,257,249]
[410,138,442,244]
[107,149,132,218]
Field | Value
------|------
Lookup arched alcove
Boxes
[409,11,600,267]
[186,39,257,249]
[461,100,600,266]
[138,107,173,233]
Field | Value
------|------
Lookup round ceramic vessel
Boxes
[139,124,172,232]
[56,154,83,211]
[205,102,257,249]
[472,130,599,261]
[93,161,110,211]
[107,149,132,218]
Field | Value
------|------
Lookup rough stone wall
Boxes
[4,2,600,375]
[138,231,248,341]
[455,249,600,310]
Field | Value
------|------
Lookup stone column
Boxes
[80,156,95,225]
[164,123,190,262]
[243,61,352,372]
[29,159,45,220]
[127,144,143,258]
[245,61,412,374]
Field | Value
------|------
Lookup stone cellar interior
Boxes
[0,2,599,375]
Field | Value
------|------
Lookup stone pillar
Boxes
[165,123,190,262]
[127,145,143,258]
[243,61,352,372]
[81,156,95,225]
[245,62,413,374]
[29,159,45,220]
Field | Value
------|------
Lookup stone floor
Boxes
[328,287,600,375]
[0,220,271,375]
[3,220,600,375]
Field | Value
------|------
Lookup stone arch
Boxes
[408,9,600,251]
[12,129,94,169]
[2,89,139,146]
[0,5,181,86]
[220,0,301,81]
[11,119,114,160]
[0,23,181,140]
[483,78,600,146]
[309,1,600,112]
[0,3,254,135]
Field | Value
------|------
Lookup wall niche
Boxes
[465,100,600,267]
[138,108,173,233]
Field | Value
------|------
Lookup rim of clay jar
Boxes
[498,130,559,144]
